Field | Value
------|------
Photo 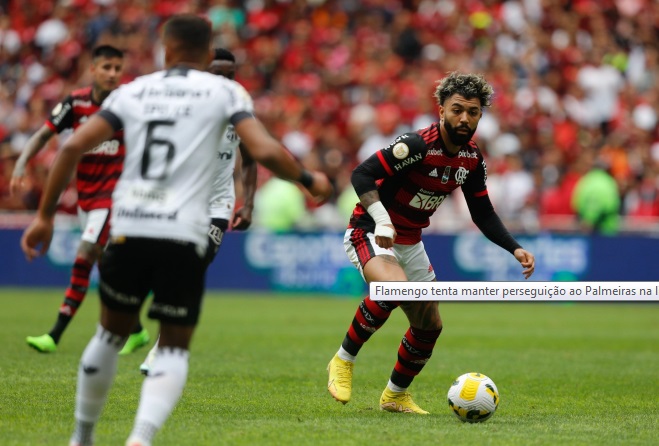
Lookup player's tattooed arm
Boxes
[358,190,381,209]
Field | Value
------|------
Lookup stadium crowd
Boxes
[0,0,658,233]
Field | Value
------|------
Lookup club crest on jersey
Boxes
[455,166,468,185]
[392,142,409,159]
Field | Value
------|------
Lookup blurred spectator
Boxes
[252,178,310,231]
[571,154,621,236]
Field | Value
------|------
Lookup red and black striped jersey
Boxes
[46,86,124,211]
[349,122,488,245]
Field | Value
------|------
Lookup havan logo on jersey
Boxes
[409,189,447,210]
[393,153,423,171]
[50,102,72,127]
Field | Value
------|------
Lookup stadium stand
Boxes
[0,0,657,234]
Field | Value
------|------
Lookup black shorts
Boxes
[99,237,206,326]
[204,218,228,267]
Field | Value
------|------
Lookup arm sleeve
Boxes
[351,132,427,197]
[227,81,255,125]
[463,155,522,254]
[46,95,74,133]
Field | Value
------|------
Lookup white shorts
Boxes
[77,207,112,245]
[343,228,436,282]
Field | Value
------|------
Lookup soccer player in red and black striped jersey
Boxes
[327,72,536,414]
[12,45,149,354]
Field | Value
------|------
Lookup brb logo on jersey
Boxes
[88,139,120,156]
[409,188,447,210]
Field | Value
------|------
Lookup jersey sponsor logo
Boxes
[482,160,488,182]
[393,153,422,171]
[52,102,63,115]
[455,166,469,185]
[409,191,446,210]
[72,99,92,108]
[427,148,443,156]
[225,125,238,142]
[88,139,120,156]
[150,302,188,318]
[50,102,72,126]
[115,206,178,221]
[208,224,224,247]
[130,186,166,204]
[392,142,409,159]
[458,150,478,159]
[429,168,438,177]
[441,166,451,184]
[217,150,233,160]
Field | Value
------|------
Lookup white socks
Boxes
[128,346,189,444]
[71,325,126,445]
[337,346,356,362]
[71,327,190,445]
[387,379,406,393]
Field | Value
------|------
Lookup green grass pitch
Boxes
[1,288,657,445]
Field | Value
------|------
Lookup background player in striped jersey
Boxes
[139,47,258,375]
[11,45,150,354]
[327,72,535,414]
[20,14,332,446]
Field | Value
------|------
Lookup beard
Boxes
[443,120,475,146]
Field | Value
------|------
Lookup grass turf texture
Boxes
[1,288,657,445]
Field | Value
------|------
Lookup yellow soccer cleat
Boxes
[327,354,354,404]
[379,387,429,414]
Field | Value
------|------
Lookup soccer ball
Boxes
[447,372,500,423]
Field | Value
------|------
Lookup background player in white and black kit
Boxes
[327,72,535,414]
[204,47,257,265]
[20,14,332,446]
[139,47,257,375]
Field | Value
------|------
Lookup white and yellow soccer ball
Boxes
[447,372,500,423]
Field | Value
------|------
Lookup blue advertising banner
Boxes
[2,228,658,291]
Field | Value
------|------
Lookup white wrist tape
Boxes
[367,202,395,239]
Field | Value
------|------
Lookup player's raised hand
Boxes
[20,217,54,261]
[306,171,333,204]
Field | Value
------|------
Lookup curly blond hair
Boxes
[433,72,494,107]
